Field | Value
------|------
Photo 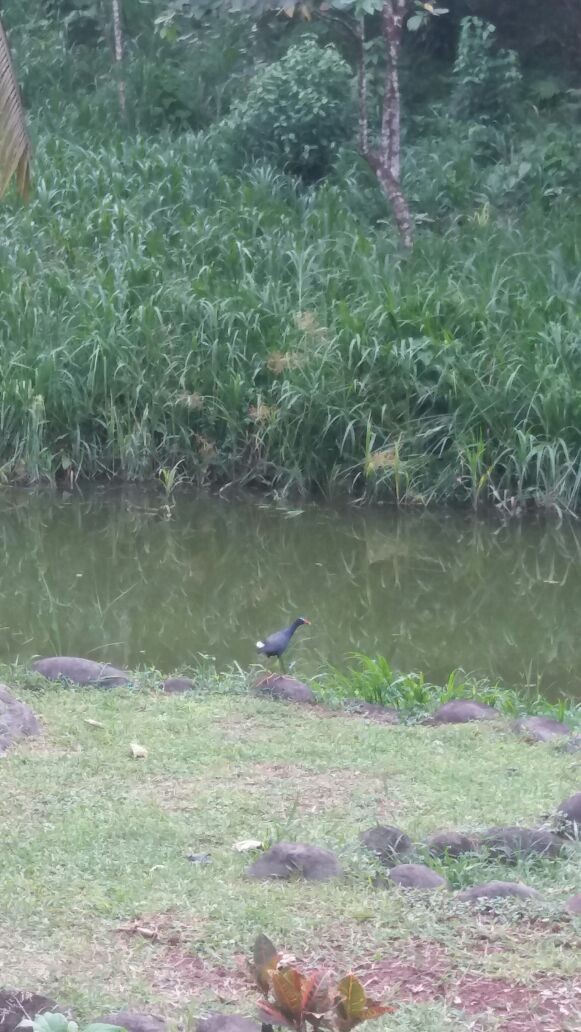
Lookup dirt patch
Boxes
[355,943,581,1031]
[141,764,394,817]
[451,973,580,1031]
[237,763,390,815]
[112,911,247,1006]
[153,949,248,1007]
[152,949,249,1005]
[356,942,450,1002]
[118,919,580,1030]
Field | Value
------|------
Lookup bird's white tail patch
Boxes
[256,640,264,649]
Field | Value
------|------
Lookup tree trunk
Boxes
[357,0,413,248]
[375,162,413,249]
[357,18,369,156]
[111,0,126,117]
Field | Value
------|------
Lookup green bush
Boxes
[224,38,356,180]
[6,1,251,137]
[484,123,581,206]
[451,17,522,121]
[126,24,252,134]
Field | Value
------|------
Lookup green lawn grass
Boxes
[1,680,580,1030]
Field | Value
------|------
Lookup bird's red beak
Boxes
[303,618,311,625]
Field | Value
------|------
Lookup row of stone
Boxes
[23,657,581,746]
[0,996,166,1032]
[0,993,257,1032]
[3,655,578,755]
[164,676,581,753]
[242,792,581,913]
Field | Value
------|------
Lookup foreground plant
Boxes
[251,934,393,1031]
[19,1015,123,1032]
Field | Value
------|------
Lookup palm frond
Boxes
[0,17,31,200]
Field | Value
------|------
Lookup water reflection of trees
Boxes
[0,487,580,695]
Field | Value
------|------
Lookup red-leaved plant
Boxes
[251,935,393,1032]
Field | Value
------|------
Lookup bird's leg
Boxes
[278,655,286,674]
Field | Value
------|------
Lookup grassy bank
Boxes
[0,670,580,1030]
[2,119,581,508]
[319,654,581,727]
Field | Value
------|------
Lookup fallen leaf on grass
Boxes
[233,839,263,852]
[116,922,159,941]
[84,718,105,729]
[129,742,148,759]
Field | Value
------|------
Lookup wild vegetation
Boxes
[321,653,581,725]
[0,1,581,509]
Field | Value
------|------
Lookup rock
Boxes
[387,863,448,890]
[480,826,564,861]
[254,675,315,705]
[511,715,572,743]
[97,1014,166,1032]
[0,991,63,1032]
[32,656,129,687]
[0,685,40,753]
[429,700,499,724]
[426,830,478,858]
[562,735,581,754]
[360,825,413,864]
[344,700,399,725]
[162,677,195,694]
[565,893,581,916]
[457,881,541,903]
[197,1017,261,1032]
[555,792,581,837]
[247,841,342,881]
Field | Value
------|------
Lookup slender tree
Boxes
[357,1,412,247]
[112,0,127,116]
[0,16,31,199]
[160,0,447,246]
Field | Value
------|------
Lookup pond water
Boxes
[1,485,581,698]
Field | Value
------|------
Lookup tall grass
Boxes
[1,116,581,506]
[320,653,581,725]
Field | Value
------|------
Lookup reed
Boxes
[1,116,581,509]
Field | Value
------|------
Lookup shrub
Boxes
[224,38,356,180]
[451,17,522,121]
[484,123,581,206]
[126,19,253,134]
[20,1016,123,1032]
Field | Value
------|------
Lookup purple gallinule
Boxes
[256,617,310,671]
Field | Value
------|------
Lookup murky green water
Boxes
[1,485,580,696]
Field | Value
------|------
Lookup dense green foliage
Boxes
[224,38,355,179]
[450,18,521,120]
[0,1,581,507]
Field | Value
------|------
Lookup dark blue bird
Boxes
[256,616,310,671]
